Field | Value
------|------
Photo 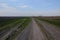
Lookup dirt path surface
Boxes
[15,19,47,40]
[29,19,47,40]
[36,19,60,40]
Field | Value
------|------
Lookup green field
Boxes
[37,17,60,27]
[0,17,28,31]
[0,17,31,40]
[5,18,31,40]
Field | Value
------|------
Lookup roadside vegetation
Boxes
[0,17,31,40]
[37,17,60,27]
[0,17,27,32]
[5,18,31,40]
[0,17,27,27]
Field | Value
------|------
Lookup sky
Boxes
[0,0,60,16]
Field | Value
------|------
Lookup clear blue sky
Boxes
[0,0,60,16]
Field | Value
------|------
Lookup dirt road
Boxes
[29,19,47,40]
[14,19,47,40]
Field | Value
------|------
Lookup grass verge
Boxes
[37,17,60,27]
[5,18,31,40]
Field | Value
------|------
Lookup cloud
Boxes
[17,4,32,8]
[0,2,60,16]
[19,5,29,8]
[0,3,9,8]
[0,3,16,9]
[41,9,60,16]
[0,8,60,16]
[0,7,21,16]
[0,3,19,16]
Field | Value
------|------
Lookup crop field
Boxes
[0,17,31,40]
[37,16,60,27]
